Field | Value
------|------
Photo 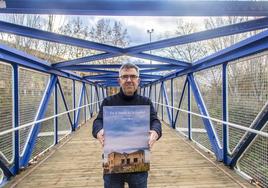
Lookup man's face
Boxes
[118,68,140,96]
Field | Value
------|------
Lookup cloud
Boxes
[103,106,150,137]
[84,16,180,46]
[104,133,149,154]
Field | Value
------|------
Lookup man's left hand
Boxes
[149,130,159,150]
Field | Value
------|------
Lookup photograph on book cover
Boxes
[103,105,150,174]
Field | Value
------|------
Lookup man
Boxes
[92,62,162,188]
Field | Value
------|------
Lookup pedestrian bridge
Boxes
[4,119,255,188]
[0,0,268,188]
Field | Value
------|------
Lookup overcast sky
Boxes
[103,16,179,45]
[86,16,205,46]
[0,14,205,47]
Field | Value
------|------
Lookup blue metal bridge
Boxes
[0,0,267,187]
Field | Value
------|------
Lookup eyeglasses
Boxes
[120,75,139,80]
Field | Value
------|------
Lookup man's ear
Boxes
[117,78,121,85]
[137,78,140,85]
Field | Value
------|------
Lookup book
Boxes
[103,105,150,174]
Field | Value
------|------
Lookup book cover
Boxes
[103,105,150,174]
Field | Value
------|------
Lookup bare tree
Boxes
[0,14,42,51]
[204,17,266,101]
[58,17,92,61]
[161,19,208,63]
[89,19,130,65]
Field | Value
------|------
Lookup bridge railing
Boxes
[142,50,268,188]
[0,60,106,186]
[0,50,267,187]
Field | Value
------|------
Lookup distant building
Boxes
[104,150,148,173]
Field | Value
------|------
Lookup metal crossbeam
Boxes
[56,80,74,128]
[62,64,180,69]
[161,82,172,126]
[0,44,93,84]
[146,29,268,87]
[54,53,119,68]
[125,17,268,54]
[1,1,268,16]
[4,17,268,70]
[0,158,13,179]
[74,83,85,129]
[188,74,222,161]
[0,21,188,67]
[229,101,268,168]
[20,75,58,167]
[132,53,190,67]
[0,20,122,54]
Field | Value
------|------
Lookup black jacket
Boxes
[92,89,162,139]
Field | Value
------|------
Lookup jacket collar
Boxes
[119,88,138,100]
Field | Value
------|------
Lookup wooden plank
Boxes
[6,119,254,188]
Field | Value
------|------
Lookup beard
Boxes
[123,85,136,96]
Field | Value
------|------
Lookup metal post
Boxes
[90,85,93,117]
[223,63,228,164]
[171,79,174,128]
[147,28,154,65]
[84,83,86,123]
[161,82,164,121]
[13,64,19,175]
[72,80,76,131]
[54,82,58,145]
[187,75,192,140]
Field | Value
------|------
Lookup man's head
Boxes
[118,63,140,96]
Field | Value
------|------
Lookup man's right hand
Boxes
[97,129,104,147]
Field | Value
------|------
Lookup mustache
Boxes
[125,83,134,86]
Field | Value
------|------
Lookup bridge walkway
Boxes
[6,119,254,188]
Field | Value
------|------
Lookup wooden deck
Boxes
[6,119,254,188]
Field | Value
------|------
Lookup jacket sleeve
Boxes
[149,99,162,140]
[92,99,107,138]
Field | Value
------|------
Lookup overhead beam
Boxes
[125,17,268,54]
[0,44,94,84]
[83,72,162,79]
[54,17,268,67]
[0,21,189,67]
[1,1,268,16]
[84,73,162,80]
[62,64,180,69]
[83,74,116,79]
[54,51,189,68]
[2,17,267,68]
[0,20,123,54]
[145,29,268,86]
[53,53,119,68]
[62,65,180,73]
[133,53,190,67]
[140,68,177,74]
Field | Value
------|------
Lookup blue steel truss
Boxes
[188,74,222,161]
[229,102,268,167]
[1,0,268,16]
[21,75,57,167]
[161,82,172,127]
[57,80,74,128]
[54,83,59,145]
[0,0,268,187]
[74,83,86,130]
[174,78,188,128]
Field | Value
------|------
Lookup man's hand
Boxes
[97,129,104,147]
[149,130,159,150]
